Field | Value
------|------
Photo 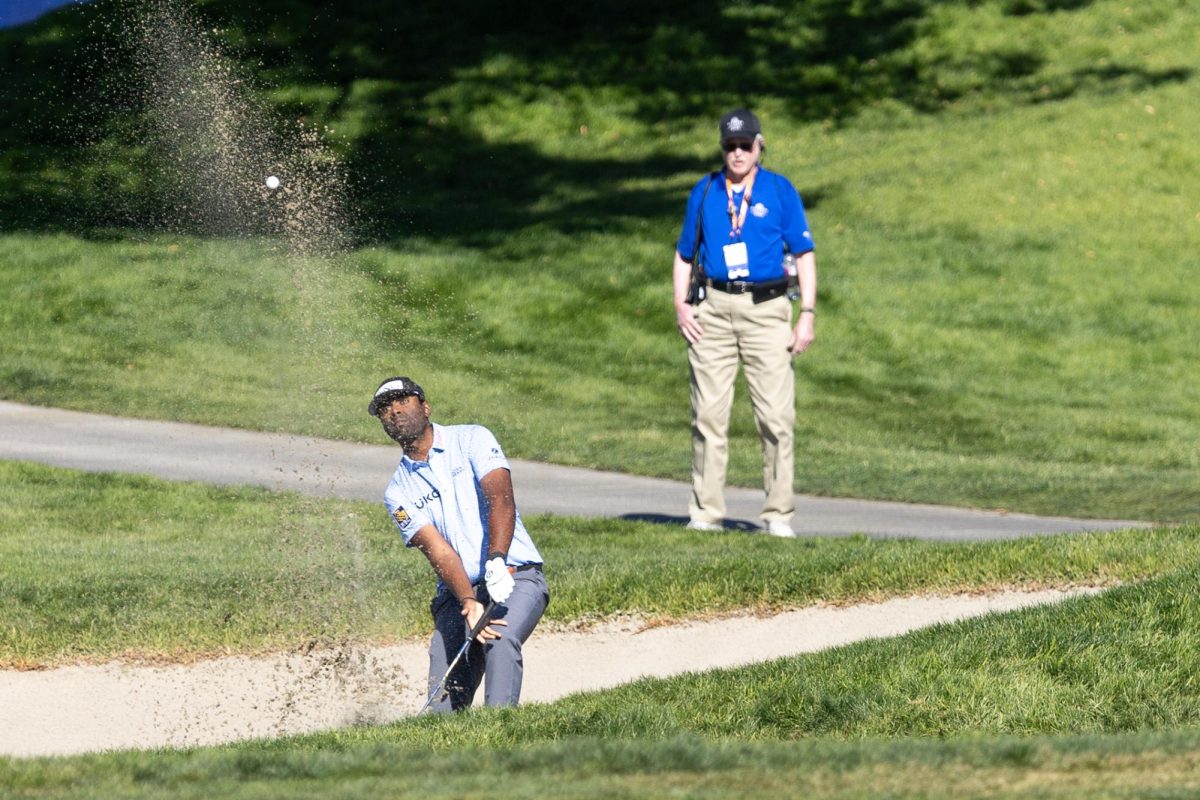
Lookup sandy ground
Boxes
[0,587,1100,759]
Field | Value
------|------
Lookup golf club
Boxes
[420,599,497,713]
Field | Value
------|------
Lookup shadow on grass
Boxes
[621,513,764,534]
[0,0,1191,244]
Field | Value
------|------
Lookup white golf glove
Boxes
[484,557,515,604]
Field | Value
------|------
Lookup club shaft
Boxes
[420,600,497,713]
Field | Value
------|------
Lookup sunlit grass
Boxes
[1,460,1194,667]
[2,1,1199,794]
[7,732,1200,799]
[4,71,1198,521]
[6,572,1200,798]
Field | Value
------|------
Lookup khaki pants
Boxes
[688,290,795,524]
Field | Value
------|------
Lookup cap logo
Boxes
[375,379,413,398]
[727,116,744,132]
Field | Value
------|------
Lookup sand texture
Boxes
[0,587,1099,758]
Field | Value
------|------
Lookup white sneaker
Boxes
[764,520,797,538]
[686,519,724,532]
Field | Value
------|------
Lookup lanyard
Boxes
[724,166,758,239]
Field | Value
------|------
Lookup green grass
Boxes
[2,2,1199,793]
[0,460,422,666]
[0,460,1194,667]
[5,571,1200,798]
[2,0,1198,521]
[5,733,1200,799]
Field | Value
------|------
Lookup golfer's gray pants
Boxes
[426,566,549,713]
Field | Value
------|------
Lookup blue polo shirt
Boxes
[676,167,814,283]
[384,422,543,586]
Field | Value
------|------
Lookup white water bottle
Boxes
[783,252,801,301]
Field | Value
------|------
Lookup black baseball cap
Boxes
[367,376,425,416]
[719,108,761,144]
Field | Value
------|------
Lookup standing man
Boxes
[672,108,817,538]
[369,375,549,711]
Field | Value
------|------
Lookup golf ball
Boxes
[265,175,280,190]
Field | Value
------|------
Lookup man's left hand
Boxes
[484,557,515,603]
[789,314,815,356]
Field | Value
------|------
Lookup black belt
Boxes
[705,277,787,294]
[705,278,788,302]
[473,563,542,586]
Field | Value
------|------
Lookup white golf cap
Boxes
[367,376,425,416]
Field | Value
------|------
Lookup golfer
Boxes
[672,108,817,537]
[369,376,548,712]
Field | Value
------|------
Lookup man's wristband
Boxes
[799,307,815,315]
[487,551,508,563]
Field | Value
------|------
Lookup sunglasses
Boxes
[722,139,756,153]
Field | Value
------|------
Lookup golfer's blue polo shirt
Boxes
[384,423,542,586]
[677,166,814,283]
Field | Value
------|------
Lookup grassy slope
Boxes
[2,0,1198,520]
[2,4,1197,793]
[4,570,1200,797]
[8,734,1200,799]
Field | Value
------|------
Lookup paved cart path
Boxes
[0,401,1147,539]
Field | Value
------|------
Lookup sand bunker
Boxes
[0,587,1100,758]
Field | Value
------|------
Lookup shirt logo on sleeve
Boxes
[392,506,412,529]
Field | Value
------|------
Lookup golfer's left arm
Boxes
[480,468,516,559]
[789,250,816,356]
[479,468,520,605]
